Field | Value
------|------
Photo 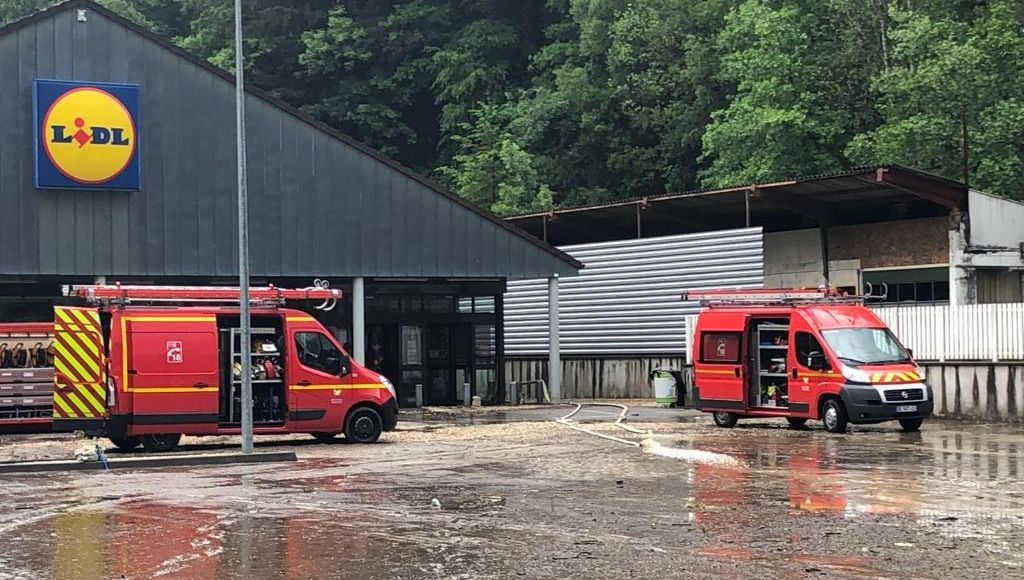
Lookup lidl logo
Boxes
[34,80,140,190]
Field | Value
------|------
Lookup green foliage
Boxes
[847,0,1024,198]
[3,0,1023,207]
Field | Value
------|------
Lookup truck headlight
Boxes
[840,365,872,384]
[380,376,396,398]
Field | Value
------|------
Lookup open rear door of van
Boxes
[52,306,108,431]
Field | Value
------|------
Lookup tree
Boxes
[700,0,884,187]
[847,0,1024,198]
[439,104,553,214]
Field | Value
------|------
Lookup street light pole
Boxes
[234,0,253,454]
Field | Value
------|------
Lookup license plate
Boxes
[896,405,917,413]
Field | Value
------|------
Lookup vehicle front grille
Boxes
[883,388,924,403]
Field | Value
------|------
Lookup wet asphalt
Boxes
[0,407,1021,579]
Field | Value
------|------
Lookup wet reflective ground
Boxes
[0,415,1022,579]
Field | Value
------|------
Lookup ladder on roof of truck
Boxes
[64,281,342,310]
[681,287,864,307]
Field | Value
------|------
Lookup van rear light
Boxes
[106,376,116,407]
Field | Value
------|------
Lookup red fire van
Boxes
[686,288,933,433]
[50,284,398,451]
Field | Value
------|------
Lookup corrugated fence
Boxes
[504,227,764,356]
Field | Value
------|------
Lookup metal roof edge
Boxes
[0,0,582,272]
[504,164,970,221]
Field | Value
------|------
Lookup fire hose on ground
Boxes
[555,402,744,467]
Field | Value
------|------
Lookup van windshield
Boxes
[820,328,910,365]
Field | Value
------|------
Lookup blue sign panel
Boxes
[34,79,140,191]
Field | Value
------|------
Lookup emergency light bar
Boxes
[64,283,342,310]
[681,287,863,307]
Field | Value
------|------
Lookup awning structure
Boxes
[506,165,967,246]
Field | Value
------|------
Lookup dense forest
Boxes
[4,1,1024,211]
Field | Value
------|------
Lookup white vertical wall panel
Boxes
[504,228,764,355]
[874,303,1024,362]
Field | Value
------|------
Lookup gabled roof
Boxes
[0,0,582,272]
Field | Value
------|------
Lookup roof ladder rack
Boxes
[63,282,343,310]
[681,287,864,307]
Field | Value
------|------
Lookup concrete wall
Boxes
[969,191,1024,248]
[506,357,687,399]
[922,362,1024,423]
[764,217,948,288]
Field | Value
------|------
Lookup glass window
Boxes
[294,332,345,375]
[402,296,422,314]
[700,332,741,363]
[794,332,828,369]
[821,328,910,365]
[457,297,474,314]
[424,296,453,313]
[474,296,495,313]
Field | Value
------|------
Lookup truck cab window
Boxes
[295,332,345,375]
[795,332,828,369]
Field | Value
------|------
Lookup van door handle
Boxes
[734,367,741,377]
[193,382,209,388]
[297,380,311,386]
[791,368,798,379]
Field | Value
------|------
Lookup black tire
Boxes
[821,399,848,433]
[786,417,808,429]
[344,407,383,443]
[712,411,738,428]
[109,436,141,450]
[899,418,924,432]
[311,432,339,443]
[140,433,182,453]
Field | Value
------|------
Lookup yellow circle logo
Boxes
[42,87,136,184]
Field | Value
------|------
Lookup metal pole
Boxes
[548,275,560,403]
[961,111,970,188]
[819,222,830,287]
[234,0,253,455]
[352,277,365,365]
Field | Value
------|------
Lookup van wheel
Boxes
[786,418,808,429]
[140,434,182,453]
[898,418,923,432]
[109,436,141,450]
[311,432,338,443]
[712,412,738,428]
[345,407,383,443]
[821,399,848,433]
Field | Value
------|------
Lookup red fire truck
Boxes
[13,284,398,452]
[686,288,933,433]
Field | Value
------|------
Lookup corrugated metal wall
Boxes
[0,5,576,280]
[504,228,764,355]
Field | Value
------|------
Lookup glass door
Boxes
[426,326,454,405]
[398,325,423,407]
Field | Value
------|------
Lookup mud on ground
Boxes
[0,411,1022,579]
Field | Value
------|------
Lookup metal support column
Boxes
[352,277,365,365]
[234,0,253,455]
[819,222,830,286]
[548,275,561,404]
[744,190,751,227]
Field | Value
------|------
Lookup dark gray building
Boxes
[0,0,579,406]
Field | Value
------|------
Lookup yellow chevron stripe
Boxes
[74,384,105,415]
[884,373,895,383]
[53,393,76,417]
[87,382,105,400]
[69,308,99,332]
[56,333,99,378]
[53,356,83,385]
[53,342,94,383]
[65,391,95,417]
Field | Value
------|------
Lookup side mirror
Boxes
[338,354,351,377]
[906,348,914,360]
[807,352,827,371]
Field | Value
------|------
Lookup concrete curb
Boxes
[0,450,297,474]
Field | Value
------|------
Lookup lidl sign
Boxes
[34,79,140,190]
